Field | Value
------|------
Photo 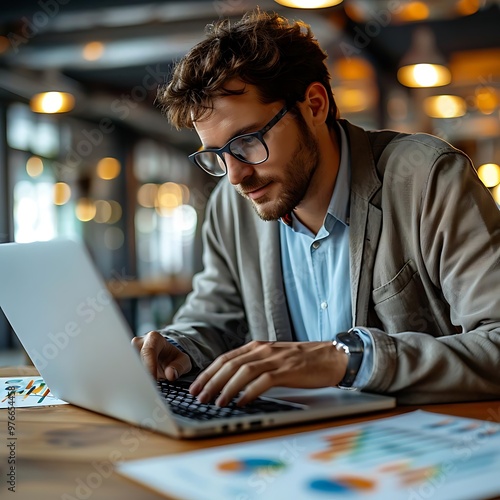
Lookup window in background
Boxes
[131,138,214,335]
[7,104,78,244]
[133,139,199,281]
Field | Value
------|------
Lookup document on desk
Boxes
[117,410,500,500]
[0,377,68,408]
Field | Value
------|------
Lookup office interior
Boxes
[1,0,500,364]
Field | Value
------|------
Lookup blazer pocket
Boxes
[372,260,418,305]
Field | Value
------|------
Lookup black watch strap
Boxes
[332,330,364,388]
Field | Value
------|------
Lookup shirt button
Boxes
[312,241,321,249]
[320,301,328,310]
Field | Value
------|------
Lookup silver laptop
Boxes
[0,239,395,438]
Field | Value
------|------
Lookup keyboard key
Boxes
[156,379,302,420]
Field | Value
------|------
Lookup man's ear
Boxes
[303,82,330,126]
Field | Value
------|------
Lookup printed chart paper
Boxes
[117,410,500,500]
[1,377,67,408]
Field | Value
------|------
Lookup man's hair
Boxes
[158,9,338,129]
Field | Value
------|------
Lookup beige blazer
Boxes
[164,120,500,404]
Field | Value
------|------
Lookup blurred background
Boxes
[1,0,500,364]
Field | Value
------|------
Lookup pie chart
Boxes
[217,458,287,474]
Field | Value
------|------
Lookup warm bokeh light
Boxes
[97,157,121,180]
[477,163,500,188]
[456,0,480,16]
[137,183,158,208]
[82,41,105,61]
[107,200,123,224]
[398,64,451,88]
[53,182,71,206]
[475,87,498,115]
[274,0,343,7]
[30,92,75,114]
[94,200,113,223]
[75,198,96,222]
[343,2,364,22]
[492,184,500,204]
[424,95,467,118]
[26,156,44,178]
[156,182,183,216]
[333,57,374,81]
[333,87,370,113]
[398,2,430,22]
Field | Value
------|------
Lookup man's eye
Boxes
[240,135,258,146]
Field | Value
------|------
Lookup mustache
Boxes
[237,175,274,194]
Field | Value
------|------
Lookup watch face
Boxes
[335,331,364,388]
[337,331,363,353]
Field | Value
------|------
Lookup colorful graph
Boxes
[117,411,500,500]
[1,377,67,407]
[309,475,376,494]
[217,458,287,475]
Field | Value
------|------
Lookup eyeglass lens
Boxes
[196,135,268,175]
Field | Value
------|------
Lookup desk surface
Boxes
[1,366,499,500]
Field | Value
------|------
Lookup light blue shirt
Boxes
[280,124,373,388]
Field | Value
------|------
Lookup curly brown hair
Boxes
[158,9,338,130]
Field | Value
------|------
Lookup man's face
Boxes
[193,82,320,221]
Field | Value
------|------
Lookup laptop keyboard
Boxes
[157,379,303,421]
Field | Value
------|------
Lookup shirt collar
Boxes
[280,122,351,230]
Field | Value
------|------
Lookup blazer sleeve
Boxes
[364,151,500,403]
[159,186,249,370]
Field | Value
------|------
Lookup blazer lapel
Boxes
[260,221,294,341]
[343,121,382,327]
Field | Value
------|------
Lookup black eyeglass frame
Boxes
[188,104,289,177]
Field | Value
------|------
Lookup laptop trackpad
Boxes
[262,386,367,409]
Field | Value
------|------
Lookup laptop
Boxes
[0,239,395,438]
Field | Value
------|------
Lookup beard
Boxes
[235,114,321,222]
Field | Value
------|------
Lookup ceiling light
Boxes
[455,0,481,16]
[424,95,467,118]
[492,184,500,205]
[30,91,75,114]
[397,27,451,88]
[274,0,343,8]
[397,2,430,22]
[477,163,500,188]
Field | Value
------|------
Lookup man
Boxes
[133,10,500,406]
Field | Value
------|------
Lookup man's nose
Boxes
[224,154,255,186]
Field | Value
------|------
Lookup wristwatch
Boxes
[332,330,364,388]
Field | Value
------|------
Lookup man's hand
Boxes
[132,331,192,380]
[189,341,348,407]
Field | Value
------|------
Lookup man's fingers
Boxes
[215,358,277,406]
[192,343,280,402]
[139,340,160,378]
[236,370,286,406]
[132,330,193,381]
[163,352,192,381]
[131,336,144,352]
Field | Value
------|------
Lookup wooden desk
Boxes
[1,366,499,500]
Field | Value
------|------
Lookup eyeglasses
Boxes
[188,105,289,177]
